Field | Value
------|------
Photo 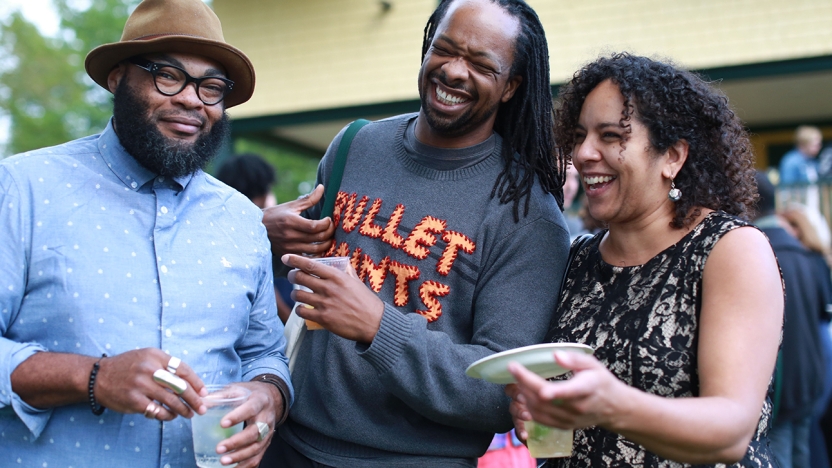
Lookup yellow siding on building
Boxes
[214,0,434,118]
[533,0,832,82]
[215,0,832,119]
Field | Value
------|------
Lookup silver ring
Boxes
[152,369,188,394]
[144,402,158,419]
[166,356,181,375]
[256,421,270,442]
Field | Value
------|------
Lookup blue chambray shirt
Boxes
[0,120,292,468]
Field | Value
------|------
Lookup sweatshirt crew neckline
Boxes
[395,115,502,181]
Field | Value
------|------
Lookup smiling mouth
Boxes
[159,116,205,136]
[435,86,469,106]
[584,175,615,190]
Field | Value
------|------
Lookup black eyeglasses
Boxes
[128,57,234,106]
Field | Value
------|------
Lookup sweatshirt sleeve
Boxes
[357,211,570,432]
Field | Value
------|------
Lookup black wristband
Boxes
[88,354,107,416]
[251,373,291,426]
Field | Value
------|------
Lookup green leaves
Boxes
[0,0,137,156]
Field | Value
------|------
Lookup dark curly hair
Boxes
[554,53,758,228]
[215,153,276,200]
[422,0,565,220]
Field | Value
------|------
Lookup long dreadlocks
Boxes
[421,0,565,220]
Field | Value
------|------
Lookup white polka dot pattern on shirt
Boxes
[0,136,282,465]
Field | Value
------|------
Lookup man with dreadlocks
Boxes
[260,0,569,466]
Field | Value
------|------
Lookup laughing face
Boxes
[416,0,522,147]
[572,79,680,227]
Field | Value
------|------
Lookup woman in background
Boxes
[506,53,783,467]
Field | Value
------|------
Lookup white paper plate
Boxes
[466,343,594,384]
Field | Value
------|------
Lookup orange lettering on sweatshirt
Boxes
[381,204,406,249]
[333,242,351,258]
[350,247,363,279]
[341,194,368,233]
[417,280,450,322]
[402,216,447,260]
[437,231,476,276]
[359,198,384,238]
[331,191,350,228]
[360,254,390,293]
[387,260,420,306]
[324,242,336,258]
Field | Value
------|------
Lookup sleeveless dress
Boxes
[545,211,776,467]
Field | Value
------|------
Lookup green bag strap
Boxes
[319,119,370,220]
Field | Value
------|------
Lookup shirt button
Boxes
[131,182,138,188]
[161,206,169,214]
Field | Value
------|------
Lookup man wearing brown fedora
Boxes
[0,1,291,467]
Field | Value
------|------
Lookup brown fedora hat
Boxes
[85,0,254,108]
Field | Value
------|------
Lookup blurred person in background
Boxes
[780,204,832,468]
[215,154,294,322]
[756,173,828,468]
[563,164,588,241]
[780,125,823,186]
[817,143,832,181]
[576,192,605,237]
[216,153,278,209]
[506,53,782,467]
[782,203,832,267]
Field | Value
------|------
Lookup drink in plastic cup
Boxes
[525,420,573,458]
[192,384,251,468]
[292,256,351,330]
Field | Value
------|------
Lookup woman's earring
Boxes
[668,179,682,202]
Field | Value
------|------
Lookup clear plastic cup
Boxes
[291,256,351,330]
[191,384,251,468]
[525,420,573,458]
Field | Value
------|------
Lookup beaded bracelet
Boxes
[88,354,107,415]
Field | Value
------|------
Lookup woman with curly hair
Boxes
[506,53,783,467]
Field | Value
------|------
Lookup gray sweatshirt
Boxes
[279,114,570,467]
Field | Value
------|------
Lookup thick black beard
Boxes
[418,69,500,138]
[112,78,230,178]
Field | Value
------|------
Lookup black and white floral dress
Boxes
[545,211,775,467]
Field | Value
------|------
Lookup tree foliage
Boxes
[0,0,318,202]
[0,0,137,156]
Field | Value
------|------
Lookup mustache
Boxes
[155,110,207,126]
[429,70,473,95]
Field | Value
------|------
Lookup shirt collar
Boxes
[98,118,196,191]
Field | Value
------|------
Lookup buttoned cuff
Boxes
[0,341,52,438]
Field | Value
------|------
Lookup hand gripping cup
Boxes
[465,343,594,459]
[191,384,251,468]
[292,256,351,330]
[525,420,573,458]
